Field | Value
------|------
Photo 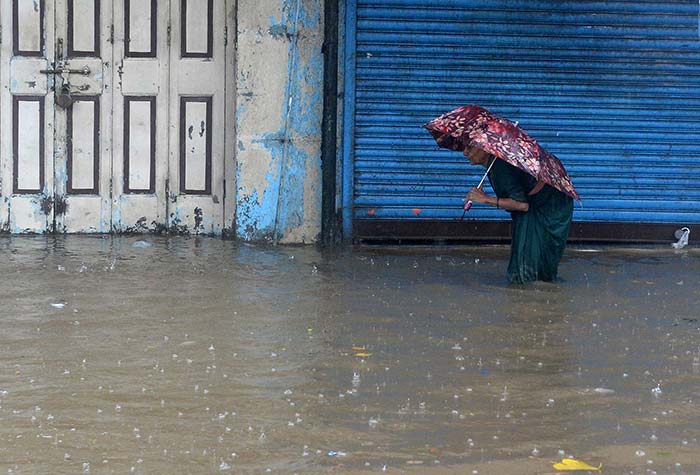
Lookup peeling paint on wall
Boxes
[235,0,324,243]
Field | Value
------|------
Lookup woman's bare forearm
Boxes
[487,196,529,213]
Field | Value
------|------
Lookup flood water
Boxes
[0,236,699,475]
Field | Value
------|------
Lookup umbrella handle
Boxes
[460,200,472,220]
[460,158,495,221]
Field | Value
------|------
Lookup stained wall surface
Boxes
[235,0,324,243]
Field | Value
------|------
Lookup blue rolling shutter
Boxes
[343,0,700,237]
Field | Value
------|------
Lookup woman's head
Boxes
[463,144,490,166]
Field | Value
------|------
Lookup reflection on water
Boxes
[0,236,698,474]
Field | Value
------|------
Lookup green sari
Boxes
[487,158,574,284]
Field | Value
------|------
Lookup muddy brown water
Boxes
[0,236,699,474]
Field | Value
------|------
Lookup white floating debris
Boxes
[132,240,152,248]
[593,387,615,394]
[635,450,646,457]
[672,227,690,249]
[50,303,66,309]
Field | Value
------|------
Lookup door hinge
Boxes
[167,23,171,46]
[109,24,114,44]
[224,25,228,46]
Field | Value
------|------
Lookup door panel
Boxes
[112,0,169,233]
[168,0,226,234]
[0,0,55,233]
[53,0,112,233]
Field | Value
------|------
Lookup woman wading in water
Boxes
[463,144,574,284]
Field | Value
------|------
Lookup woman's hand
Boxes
[466,187,490,204]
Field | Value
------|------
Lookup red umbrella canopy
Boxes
[424,105,580,201]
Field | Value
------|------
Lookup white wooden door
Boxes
[167,0,231,234]
[112,0,170,232]
[53,0,113,232]
[0,0,56,232]
[0,0,110,233]
[0,0,234,234]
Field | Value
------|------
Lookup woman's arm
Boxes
[466,187,529,213]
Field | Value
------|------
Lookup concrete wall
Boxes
[235,0,324,243]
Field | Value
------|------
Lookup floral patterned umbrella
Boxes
[423,105,580,201]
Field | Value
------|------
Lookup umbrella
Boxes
[423,105,580,201]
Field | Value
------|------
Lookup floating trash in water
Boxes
[531,447,540,456]
[552,458,601,471]
[328,450,347,457]
[132,240,152,248]
[593,387,615,395]
[672,227,690,249]
[50,303,66,309]
[651,384,662,396]
[635,450,646,457]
